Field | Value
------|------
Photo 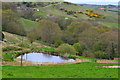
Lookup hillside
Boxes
[2,2,119,78]
[20,18,39,31]
[25,2,118,29]
[15,2,119,31]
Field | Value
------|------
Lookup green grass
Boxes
[2,62,118,78]
[20,18,38,31]
[35,11,47,15]
[35,41,55,47]
[103,22,118,28]
[32,47,55,52]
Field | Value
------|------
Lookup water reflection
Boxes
[17,53,75,63]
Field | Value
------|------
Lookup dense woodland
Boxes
[2,2,119,60]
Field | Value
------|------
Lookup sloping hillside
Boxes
[20,18,39,31]
[36,3,118,28]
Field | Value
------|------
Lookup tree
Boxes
[37,19,62,44]
[54,39,63,47]
[68,21,92,33]
[61,30,78,45]
[21,8,35,20]
[94,51,107,59]
[98,30,118,59]
[2,3,26,35]
[53,17,74,30]
[79,27,100,50]
[56,43,77,54]
[92,41,107,52]
[82,50,94,58]
[27,30,38,43]
[73,43,85,55]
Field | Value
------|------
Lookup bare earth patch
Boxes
[102,66,120,68]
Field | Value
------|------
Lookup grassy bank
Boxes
[20,18,38,31]
[2,62,118,78]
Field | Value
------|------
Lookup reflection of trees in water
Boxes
[60,57,69,60]
[42,53,52,58]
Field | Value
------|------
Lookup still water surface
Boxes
[17,53,75,63]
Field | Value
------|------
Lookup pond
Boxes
[17,53,75,64]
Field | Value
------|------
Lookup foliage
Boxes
[56,43,77,54]
[68,21,92,33]
[61,30,78,45]
[93,24,111,33]
[36,19,62,44]
[54,39,63,47]
[2,8,26,35]
[94,51,107,59]
[92,41,106,52]
[82,51,94,58]
[2,53,14,61]
[27,30,38,43]
[73,43,85,54]
[20,8,35,20]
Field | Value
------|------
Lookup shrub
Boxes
[73,43,85,54]
[3,53,14,61]
[54,39,63,47]
[56,43,77,54]
[82,51,94,58]
[68,54,79,59]
[92,41,106,52]
[94,51,107,59]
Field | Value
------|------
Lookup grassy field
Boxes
[20,18,38,31]
[2,62,118,78]
[35,10,47,15]
[103,22,118,28]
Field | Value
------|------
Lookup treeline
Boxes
[2,2,26,36]
[28,18,118,60]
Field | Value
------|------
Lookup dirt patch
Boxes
[97,59,118,63]
[102,66,120,68]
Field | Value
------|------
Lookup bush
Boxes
[92,41,106,52]
[3,53,14,61]
[68,54,79,59]
[73,43,85,54]
[94,51,107,59]
[3,46,22,51]
[56,43,77,54]
[82,51,94,58]
[54,39,63,47]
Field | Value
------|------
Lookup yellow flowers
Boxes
[77,11,83,13]
[73,14,77,17]
[85,12,100,18]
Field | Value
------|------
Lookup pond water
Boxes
[17,53,75,64]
